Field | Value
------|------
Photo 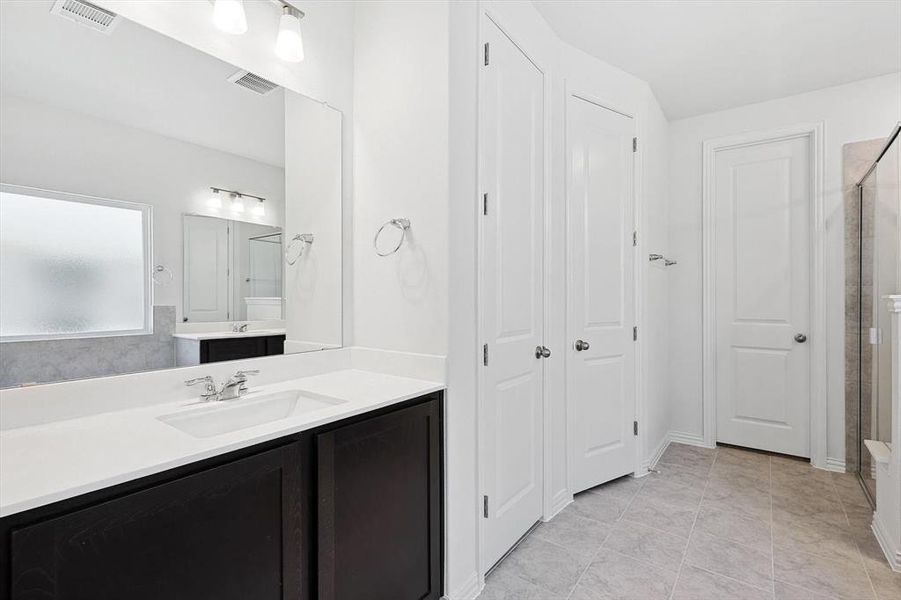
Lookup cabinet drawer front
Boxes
[10,444,303,600]
[316,397,441,600]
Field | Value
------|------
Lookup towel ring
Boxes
[374,218,410,256]
[285,233,315,266]
[152,264,173,285]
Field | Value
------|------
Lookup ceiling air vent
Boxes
[50,0,120,34]
[228,70,280,96]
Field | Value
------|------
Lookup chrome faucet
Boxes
[185,370,260,401]
[231,323,249,333]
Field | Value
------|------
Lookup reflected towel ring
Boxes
[374,218,410,256]
[152,265,173,285]
[285,233,315,266]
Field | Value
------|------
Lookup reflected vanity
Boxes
[0,2,343,387]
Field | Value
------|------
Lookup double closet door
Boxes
[479,13,638,570]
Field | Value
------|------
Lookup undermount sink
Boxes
[158,390,347,438]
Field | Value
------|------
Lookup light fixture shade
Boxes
[213,0,248,35]
[275,10,304,63]
[230,193,245,213]
[252,199,265,216]
[208,189,222,208]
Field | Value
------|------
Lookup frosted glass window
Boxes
[0,186,151,341]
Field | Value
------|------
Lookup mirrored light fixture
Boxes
[207,188,223,208]
[212,0,248,35]
[229,192,245,213]
[275,4,305,63]
[252,198,266,216]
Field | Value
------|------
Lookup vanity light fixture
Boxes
[275,4,305,63]
[207,188,223,209]
[252,198,266,216]
[212,0,248,35]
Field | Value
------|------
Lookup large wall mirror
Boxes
[0,1,343,387]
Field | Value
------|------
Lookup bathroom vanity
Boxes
[0,371,444,600]
[174,330,288,366]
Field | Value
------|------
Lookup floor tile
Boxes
[856,533,901,600]
[772,514,860,562]
[701,491,771,522]
[709,468,771,495]
[774,580,837,600]
[622,494,698,538]
[568,548,676,600]
[685,531,774,590]
[773,546,875,599]
[694,504,772,552]
[651,461,711,488]
[673,564,774,600]
[659,444,716,470]
[584,474,646,503]
[498,535,590,595]
[710,455,771,482]
[532,505,610,558]
[602,520,688,573]
[636,475,705,509]
[570,488,633,523]
[480,567,566,600]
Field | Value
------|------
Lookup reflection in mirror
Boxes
[0,1,342,387]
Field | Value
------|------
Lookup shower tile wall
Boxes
[0,305,177,388]
[843,138,884,474]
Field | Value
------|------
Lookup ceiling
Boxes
[0,1,285,167]
[534,0,901,120]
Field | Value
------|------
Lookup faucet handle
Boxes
[234,369,260,377]
[185,375,214,386]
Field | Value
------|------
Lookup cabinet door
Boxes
[316,397,441,600]
[200,336,268,363]
[10,443,304,600]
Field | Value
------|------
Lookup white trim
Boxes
[669,430,712,448]
[823,457,847,473]
[886,295,901,314]
[645,433,671,471]
[872,512,901,572]
[548,490,572,520]
[444,571,482,600]
[701,122,827,467]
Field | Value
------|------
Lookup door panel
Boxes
[480,16,544,570]
[714,136,810,457]
[566,96,636,494]
[183,215,230,322]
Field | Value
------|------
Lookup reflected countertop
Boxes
[172,328,287,341]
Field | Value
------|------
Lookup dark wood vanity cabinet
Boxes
[0,393,443,600]
[200,333,286,363]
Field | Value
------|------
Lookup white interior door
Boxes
[713,135,811,457]
[566,96,636,494]
[183,215,230,322]
[480,16,544,570]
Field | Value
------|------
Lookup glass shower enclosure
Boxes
[854,124,900,504]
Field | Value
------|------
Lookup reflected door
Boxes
[714,135,811,457]
[183,215,230,322]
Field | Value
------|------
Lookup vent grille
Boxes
[227,70,280,95]
[51,0,120,33]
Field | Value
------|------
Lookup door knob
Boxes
[794,333,807,343]
[535,345,551,359]
[574,339,590,351]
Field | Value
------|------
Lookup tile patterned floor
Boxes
[479,443,901,600]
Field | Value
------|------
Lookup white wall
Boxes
[668,72,901,464]
[351,1,450,356]
[0,95,285,324]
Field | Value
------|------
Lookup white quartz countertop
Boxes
[172,328,286,341]
[0,369,443,517]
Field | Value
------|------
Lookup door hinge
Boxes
[482,193,488,216]
[633,230,637,247]
[633,421,639,436]
[632,137,638,152]
[483,343,488,366]
[633,326,638,341]
[483,495,489,518]
[484,42,489,66]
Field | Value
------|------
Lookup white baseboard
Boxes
[645,434,671,470]
[872,512,901,572]
[824,457,847,473]
[668,430,711,448]
[445,571,482,600]
[548,489,572,519]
